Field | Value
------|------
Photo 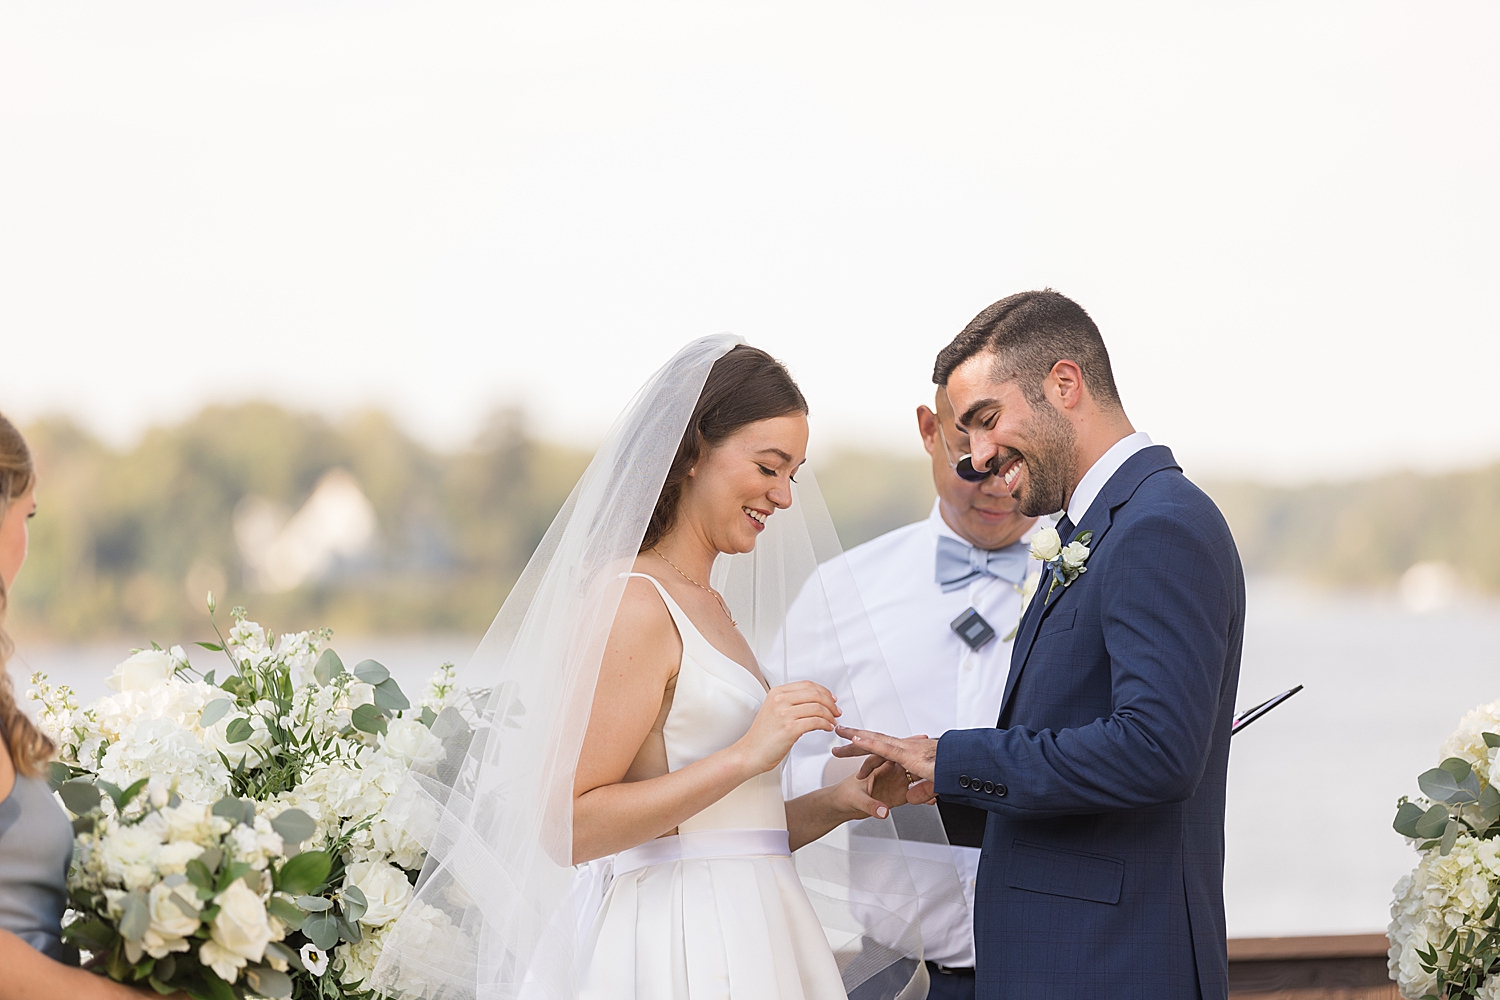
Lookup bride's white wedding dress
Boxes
[578,574,847,1000]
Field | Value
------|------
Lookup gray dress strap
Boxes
[0,725,77,964]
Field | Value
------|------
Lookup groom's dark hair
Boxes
[932,290,1122,409]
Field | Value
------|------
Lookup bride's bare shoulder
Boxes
[605,559,682,668]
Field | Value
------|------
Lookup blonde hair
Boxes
[0,411,53,777]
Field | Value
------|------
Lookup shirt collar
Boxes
[1065,431,1154,525]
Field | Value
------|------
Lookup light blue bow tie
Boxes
[935,535,1031,593]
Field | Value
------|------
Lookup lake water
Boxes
[13,577,1499,940]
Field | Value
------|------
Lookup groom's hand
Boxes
[833,726,938,783]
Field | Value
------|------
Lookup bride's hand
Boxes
[734,681,840,774]
[842,759,905,820]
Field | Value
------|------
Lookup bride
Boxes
[372,337,952,1000]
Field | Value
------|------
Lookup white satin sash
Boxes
[611,829,791,878]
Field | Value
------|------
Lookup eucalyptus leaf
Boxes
[1394,801,1426,838]
[419,706,438,728]
[338,913,362,944]
[1439,757,1474,782]
[198,698,235,728]
[313,648,344,687]
[212,797,253,826]
[353,659,390,685]
[1415,804,1451,840]
[302,910,342,951]
[277,850,333,896]
[265,896,306,930]
[1481,784,1500,824]
[341,883,368,924]
[46,761,72,792]
[270,808,315,847]
[198,846,223,873]
[1419,766,1481,805]
[373,677,410,712]
[120,890,150,942]
[185,859,214,891]
[58,779,102,816]
[155,954,177,982]
[1484,732,1500,749]
[243,965,294,999]
[1441,817,1462,857]
[351,703,387,736]
[265,941,302,974]
[224,717,255,744]
[71,815,97,836]
[295,895,333,912]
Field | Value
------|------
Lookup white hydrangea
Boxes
[227,816,285,871]
[347,901,467,993]
[97,715,228,805]
[334,921,390,987]
[1389,830,1500,996]
[1441,698,1500,788]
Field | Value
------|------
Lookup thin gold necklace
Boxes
[652,547,737,627]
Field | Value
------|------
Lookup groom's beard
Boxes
[1011,403,1077,518]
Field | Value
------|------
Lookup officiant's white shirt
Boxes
[781,500,1041,968]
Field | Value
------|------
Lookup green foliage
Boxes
[1204,467,1500,592]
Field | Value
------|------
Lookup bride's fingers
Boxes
[774,681,840,715]
[906,779,936,805]
[855,755,890,780]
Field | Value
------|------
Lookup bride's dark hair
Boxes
[641,345,807,552]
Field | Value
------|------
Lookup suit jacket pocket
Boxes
[1006,840,1124,904]
[1037,608,1077,638]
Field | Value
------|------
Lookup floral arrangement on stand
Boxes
[1389,698,1500,1000]
[28,596,473,999]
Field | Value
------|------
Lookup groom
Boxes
[835,290,1245,1000]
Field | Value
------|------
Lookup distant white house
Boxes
[234,469,378,593]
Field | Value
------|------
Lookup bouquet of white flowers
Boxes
[1389,698,1500,1000]
[29,597,471,999]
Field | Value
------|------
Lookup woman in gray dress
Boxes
[0,412,160,999]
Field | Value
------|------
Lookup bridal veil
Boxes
[372,335,964,1000]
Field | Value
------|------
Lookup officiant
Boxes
[782,388,1040,1000]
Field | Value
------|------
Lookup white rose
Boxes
[1060,541,1090,571]
[142,880,202,958]
[381,718,444,768]
[1029,526,1061,563]
[107,649,176,693]
[345,860,413,927]
[205,879,276,976]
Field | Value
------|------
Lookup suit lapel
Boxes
[996,446,1182,726]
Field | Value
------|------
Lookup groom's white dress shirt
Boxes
[782,500,1041,968]
[1066,431,1154,526]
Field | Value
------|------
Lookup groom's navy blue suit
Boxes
[934,445,1244,1000]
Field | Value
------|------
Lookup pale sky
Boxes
[2,2,1496,482]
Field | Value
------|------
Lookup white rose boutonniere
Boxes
[1029,526,1062,563]
[1042,529,1094,604]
